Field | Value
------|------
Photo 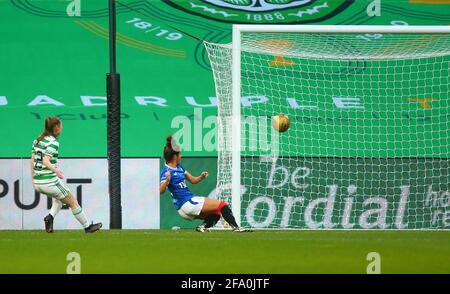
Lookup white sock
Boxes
[72,207,90,228]
[49,198,63,218]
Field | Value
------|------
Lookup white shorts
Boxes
[35,179,70,200]
[178,197,205,220]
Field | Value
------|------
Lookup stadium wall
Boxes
[0,158,160,230]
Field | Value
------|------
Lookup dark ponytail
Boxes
[36,116,61,144]
[163,135,180,162]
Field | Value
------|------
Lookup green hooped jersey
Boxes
[31,136,59,185]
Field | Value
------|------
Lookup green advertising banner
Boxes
[160,157,449,229]
[1,0,449,157]
[0,1,448,230]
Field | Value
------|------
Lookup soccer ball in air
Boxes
[272,114,291,133]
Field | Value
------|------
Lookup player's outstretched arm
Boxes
[185,171,208,184]
[42,155,64,179]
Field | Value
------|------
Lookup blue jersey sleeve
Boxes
[160,167,168,183]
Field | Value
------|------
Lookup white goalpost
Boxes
[205,25,450,230]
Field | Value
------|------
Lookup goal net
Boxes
[205,26,450,229]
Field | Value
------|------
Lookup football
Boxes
[272,114,291,132]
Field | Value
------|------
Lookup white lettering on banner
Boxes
[28,95,64,106]
[333,97,365,109]
[425,185,439,207]
[243,182,439,229]
[290,167,310,190]
[0,159,160,230]
[359,197,388,229]
[395,186,409,229]
[342,197,355,229]
[425,185,450,227]
[341,186,358,229]
[286,98,317,109]
[241,96,269,107]
[2,94,372,110]
[246,196,276,228]
[267,160,310,189]
[267,162,290,189]
[136,96,168,107]
[444,211,450,227]
[280,197,304,228]
[425,185,450,208]
[185,96,217,107]
[442,192,450,207]
[432,209,443,225]
[304,185,337,229]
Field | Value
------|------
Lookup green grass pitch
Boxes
[0,230,449,274]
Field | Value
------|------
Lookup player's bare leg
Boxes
[60,193,102,233]
[196,198,251,232]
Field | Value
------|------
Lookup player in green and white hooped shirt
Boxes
[31,116,102,233]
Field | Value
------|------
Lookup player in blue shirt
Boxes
[160,135,249,232]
